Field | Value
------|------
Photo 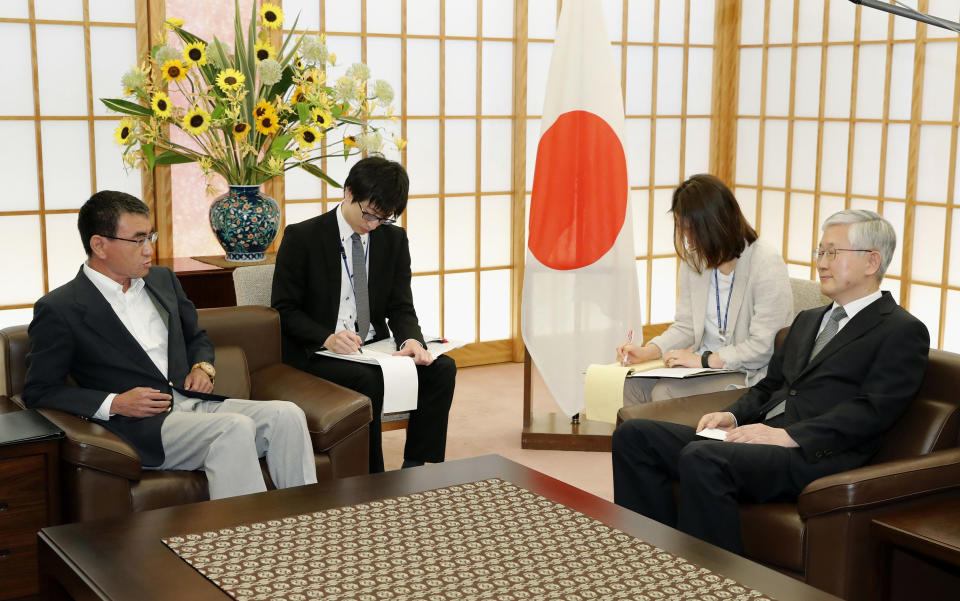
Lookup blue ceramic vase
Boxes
[209,185,280,262]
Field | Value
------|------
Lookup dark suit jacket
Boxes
[725,291,929,465]
[22,266,218,467]
[272,208,425,371]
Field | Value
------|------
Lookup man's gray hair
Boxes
[821,210,896,279]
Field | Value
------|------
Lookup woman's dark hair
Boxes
[77,191,150,255]
[671,174,757,273]
[343,156,409,218]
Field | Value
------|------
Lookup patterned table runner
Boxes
[163,479,773,601]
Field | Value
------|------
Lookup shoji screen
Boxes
[0,0,141,328]
[524,0,717,328]
[281,0,515,361]
[736,0,960,351]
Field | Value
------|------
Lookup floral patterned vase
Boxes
[209,185,281,262]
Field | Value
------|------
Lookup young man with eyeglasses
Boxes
[23,191,318,499]
[612,209,930,555]
[272,156,456,473]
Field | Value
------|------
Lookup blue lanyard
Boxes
[714,268,735,337]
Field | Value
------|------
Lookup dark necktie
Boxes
[351,233,370,341]
[765,306,848,421]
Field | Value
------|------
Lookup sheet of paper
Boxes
[373,355,419,413]
[584,363,634,424]
[697,428,728,441]
[315,336,466,364]
[627,367,738,379]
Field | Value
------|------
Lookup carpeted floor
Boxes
[382,362,615,502]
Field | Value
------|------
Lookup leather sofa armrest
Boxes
[616,388,748,427]
[30,405,143,480]
[250,363,372,452]
[798,447,960,519]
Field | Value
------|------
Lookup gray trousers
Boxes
[623,372,746,405]
[149,398,317,500]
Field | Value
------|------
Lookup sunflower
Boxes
[295,126,321,150]
[255,112,279,135]
[165,17,184,30]
[309,107,333,129]
[259,3,283,29]
[215,69,245,92]
[182,108,211,135]
[161,59,187,83]
[343,135,357,149]
[182,42,207,67]
[232,122,250,141]
[113,118,136,145]
[290,86,307,105]
[294,55,304,70]
[151,92,172,118]
[254,99,276,119]
[253,39,275,63]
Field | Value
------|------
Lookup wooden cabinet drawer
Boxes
[0,454,47,531]
[0,529,40,600]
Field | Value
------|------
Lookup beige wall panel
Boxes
[481,42,514,115]
[525,118,540,188]
[827,0,856,41]
[40,121,91,210]
[912,205,947,283]
[406,119,441,195]
[35,0,82,20]
[735,187,757,227]
[326,0,361,31]
[602,0,623,42]
[282,0,320,29]
[626,46,654,115]
[0,216,44,305]
[921,41,958,122]
[794,46,823,118]
[445,272,477,341]
[651,188,674,255]
[444,120,477,193]
[367,37,403,114]
[285,203,326,226]
[787,192,815,263]
[884,201,906,277]
[1,122,40,211]
[0,2,29,18]
[446,0,478,36]
[797,0,824,43]
[527,0,557,39]
[654,118,682,185]
[944,290,960,353]
[859,3,891,40]
[791,120,819,191]
[850,123,883,197]
[479,269,510,341]
[888,43,915,121]
[0,24,34,115]
[658,0,684,43]
[686,48,714,115]
[90,27,138,117]
[884,123,911,199]
[740,0,763,45]
[657,47,684,115]
[482,0,514,37]
[910,284,942,343]
[284,166,324,201]
[764,47,791,117]
[408,0,441,35]
[916,125,952,204]
[93,121,141,197]
[649,257,678,323]
[445,40,478,115]
[36,25,87,116]
[738,48,762,115]
[735,118,760,185]
[762,119,788,188]
[759,189,785,251]
[767,0,793,44]
[444,197,476,270]
[44,213,86,291]
[625,118,651,186]
[685,118,711,177]
[411,274,441,336]
[627,0,655,42]
[855,45,887,119]
[407,197,441,272]
[368,0,402,33]
[480,120,512,191]
[950,208,960,285]
[407,39,440,116]
[526,42,553,115]
[480,195,511,267]
[0,309,36,330]
[824,46,853,119]
[631,189,649,253]
[820,122,850,194]
[690,0,716,44]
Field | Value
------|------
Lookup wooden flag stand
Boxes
[520,324,670,452]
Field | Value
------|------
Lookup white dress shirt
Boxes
[817,289,883,337]
[83,263,170,420]
[334,202,376,342]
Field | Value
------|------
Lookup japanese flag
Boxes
[521,0,642,417]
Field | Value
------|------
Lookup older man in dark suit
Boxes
[272,156,456,473]
[612,209,929,554]
[23,191,317,499]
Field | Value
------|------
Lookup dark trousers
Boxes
[611,418,860,554]
[305,354,456,473]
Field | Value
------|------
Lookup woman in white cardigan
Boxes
[617,174,793,404]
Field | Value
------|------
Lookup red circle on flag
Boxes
[528,110,628,270]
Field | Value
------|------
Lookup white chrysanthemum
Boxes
[345,62,371,81]
[300,35,329,65]
[372,79,394,104]
[335,76,357,103]
[208,39,233,69]
[356,131,383,153]
[154,45,180,65]
[120,68,148,94]
[258,59,282,85]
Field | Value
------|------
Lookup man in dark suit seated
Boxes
[612,209,930,554]
[23,191,317,499]
[272,156,456,473]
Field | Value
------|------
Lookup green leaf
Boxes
[155,150,195,165]
[270,149,295,161]
[143,143,156,170]
[264,65,296,102]
[100,98,153,117]
[277,13,303,65]
[270,134,293,153]
[295,102,310,125]
[299,162,342,188]
[337,115,366,126]
[211,103,226,120]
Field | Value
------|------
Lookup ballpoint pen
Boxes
[621,329,633,366]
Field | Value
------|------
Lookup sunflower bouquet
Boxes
[104,1,402,192]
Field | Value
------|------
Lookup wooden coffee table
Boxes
[38,455,839,601]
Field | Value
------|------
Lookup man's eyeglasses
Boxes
[359,203,396,225]
[100,231,159,248]
[812,248,872,262]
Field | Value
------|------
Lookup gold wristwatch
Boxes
[191,361,216,382]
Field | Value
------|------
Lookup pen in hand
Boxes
[621,329,634,366]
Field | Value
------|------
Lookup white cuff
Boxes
[726,411,738,428]
[95,393,116,420]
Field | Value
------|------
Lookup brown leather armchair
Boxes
[0,305,372,523]
[618,337,960,601]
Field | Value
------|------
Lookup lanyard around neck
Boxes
[714,268,735,337]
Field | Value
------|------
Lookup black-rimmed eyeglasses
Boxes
[359,204,396,225]
[812,248,872,262]
[100,231,159,248]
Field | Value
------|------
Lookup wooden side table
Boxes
[155,257,238,309]
[871,497,960,601]
[0,399,62,601]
